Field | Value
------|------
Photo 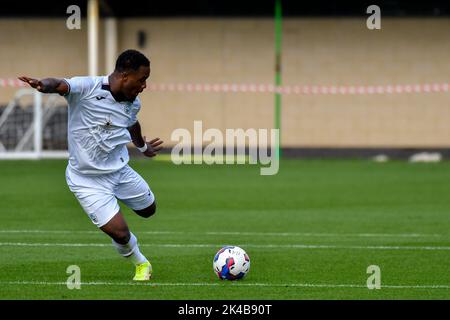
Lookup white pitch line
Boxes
[0,230,444,238]
[0,242,449,251]
[205,231,443,238]
[0,230,97,234]
[1,281,449,290]
[0,230,179,235]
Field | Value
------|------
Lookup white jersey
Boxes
[63,76,141,175]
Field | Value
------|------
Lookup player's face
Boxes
[121,65,150,100]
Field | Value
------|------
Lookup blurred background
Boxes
[1,1,450,300]
[0,0,449,159]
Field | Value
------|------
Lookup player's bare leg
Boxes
[100,211,152,281]
[100,211,131,244]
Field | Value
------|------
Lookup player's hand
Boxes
[142,136,163,158]
[18,76,44,92]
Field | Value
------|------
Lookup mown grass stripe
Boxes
[1,242,449,251]
[1,281,449,290]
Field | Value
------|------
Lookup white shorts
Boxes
[66,164,155,228]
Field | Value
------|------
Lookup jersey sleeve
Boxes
[128,98,142,127]
[63,76,95,101]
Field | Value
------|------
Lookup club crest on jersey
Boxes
[104,115,113,127]
[123,104,131,115]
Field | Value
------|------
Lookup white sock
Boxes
[112,232,148,265]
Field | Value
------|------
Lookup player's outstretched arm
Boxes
[128,121,163,158]
[18,76,69,95]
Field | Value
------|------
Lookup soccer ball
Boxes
[213,246,250,280]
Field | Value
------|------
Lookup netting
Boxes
[0,90,67,157]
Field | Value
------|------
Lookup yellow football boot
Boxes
[133,261,152,281]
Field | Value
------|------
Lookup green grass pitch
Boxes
[0,158,449,299]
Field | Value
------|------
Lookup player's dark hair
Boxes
[115,49,150,72]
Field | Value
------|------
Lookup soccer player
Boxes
[18,49,162,281]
